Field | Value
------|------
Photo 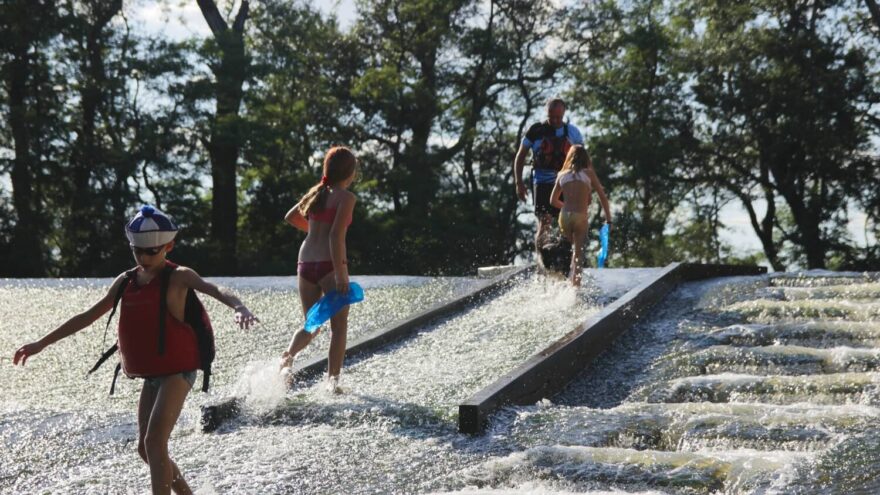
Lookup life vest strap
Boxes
[201,364,211,392]
[88,343,119,375]
[102,269,137,348]
[157,264,176,355]
[109,363,122,395]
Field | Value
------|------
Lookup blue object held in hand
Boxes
[597,224,610,268]
[304,282,364,333]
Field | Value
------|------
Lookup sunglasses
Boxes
[130,245,164,256]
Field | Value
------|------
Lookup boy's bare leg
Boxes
[144,375,193,495]
[137,384,157,463]
[138,384,190,495]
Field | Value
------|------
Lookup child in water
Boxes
[13,205,258,495]
[280,146,358,393]
[550,145,612,286]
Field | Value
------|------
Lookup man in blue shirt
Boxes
[513,98,585,255]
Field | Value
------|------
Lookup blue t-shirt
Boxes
[522,122,585,184]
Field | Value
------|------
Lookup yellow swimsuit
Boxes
[558,211,588,237]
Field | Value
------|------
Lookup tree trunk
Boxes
[781,188,827,269]
[62,0,121,275]
[5,1,46,276]
[866,0,880,33]
[197,0,249,273]
[405,48,439,218]
[726,159,786,271]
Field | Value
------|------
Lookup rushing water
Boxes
[3,268,877,494]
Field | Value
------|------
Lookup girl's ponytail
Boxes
[296,146,358,217]
[297,181,331,217]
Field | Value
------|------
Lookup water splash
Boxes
[231,360,288,412]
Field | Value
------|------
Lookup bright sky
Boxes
[128,0,357,40]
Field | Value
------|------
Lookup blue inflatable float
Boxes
[597,224,610,269]
[304,282,365,333]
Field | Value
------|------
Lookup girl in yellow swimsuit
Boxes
[550,145,612,286]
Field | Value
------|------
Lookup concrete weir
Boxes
[201,264,535,432]
[458,262,767,434]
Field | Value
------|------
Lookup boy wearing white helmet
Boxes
[13,205,258,495]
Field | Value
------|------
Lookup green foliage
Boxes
[686,0,880,269]
[568,0,698,267]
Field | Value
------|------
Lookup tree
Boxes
[236,0,356,274]
[0,0,62,276]
[865,0,880,33]
[689,0,879,269]
[196,0,250,273]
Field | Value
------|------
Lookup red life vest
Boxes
[118,263,201,377]
[90,261,216,394]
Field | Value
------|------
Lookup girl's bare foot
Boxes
[279,352,296,387]
[325,374,343,394]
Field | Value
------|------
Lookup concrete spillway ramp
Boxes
[201,264,534,432]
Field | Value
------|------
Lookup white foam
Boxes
[232,360,289,412]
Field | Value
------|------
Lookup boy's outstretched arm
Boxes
[13,273,127,366]
[175,268,258,330]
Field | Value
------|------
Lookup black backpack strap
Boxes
[102,269,137,347]
[185,289,215,393]
[90,269,136,379]
[108,363,122,395]
[201,364,211,392]
[158,264,176,355]
[563,123,569,139]
[89,343,119,374]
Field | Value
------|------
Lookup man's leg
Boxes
[536,214,554,249]
[533,181,556,255]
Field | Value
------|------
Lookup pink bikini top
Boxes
[307,207,352,227]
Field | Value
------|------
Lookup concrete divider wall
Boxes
[458,262,767,434]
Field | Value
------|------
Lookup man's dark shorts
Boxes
[533,182,560,217]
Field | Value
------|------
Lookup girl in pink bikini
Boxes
[281,146,357,392]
